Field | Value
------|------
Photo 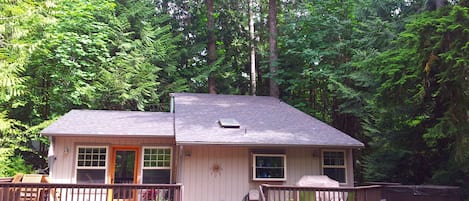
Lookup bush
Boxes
[0,148,33,177]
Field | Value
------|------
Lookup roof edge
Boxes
[175,141,364,148]
[41,133,175,138]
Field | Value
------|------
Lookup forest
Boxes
[1,0,468,197]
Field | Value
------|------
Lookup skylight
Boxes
[218,118,240,128]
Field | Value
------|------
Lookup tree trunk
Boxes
[268,0,279,98]
[207,0,217,94]
[249,0,256,96]
[434,0,445,8]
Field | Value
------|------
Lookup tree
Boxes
[0,0,54,174]
[268,0,279,97]
[249,0,257,95]
[207,0,217,94]
[361,3,469,193]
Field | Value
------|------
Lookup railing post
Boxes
[259,184,268,201]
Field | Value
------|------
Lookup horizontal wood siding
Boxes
[51,136,175,183]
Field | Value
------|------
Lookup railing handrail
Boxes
[0,182,183,188]
[0,182,183,201]
[259,184,266,201]
[260,184,382,191]
[259,184,383,201]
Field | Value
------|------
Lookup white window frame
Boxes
[252,154,287,181]
[75,145,109,184]
[141,146,173,184]
[321,150,347,184]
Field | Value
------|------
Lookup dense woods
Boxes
[1,0,468,197]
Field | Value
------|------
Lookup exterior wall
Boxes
[49,136,175,183]
[180,146,250,201]
[346,148,355,187]
[286,147,322,184]
[181,146,353,201]
[50,137,356,201]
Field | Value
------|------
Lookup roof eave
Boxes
[41,132,175,138]
[175,141,364,148]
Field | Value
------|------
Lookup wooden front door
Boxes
[109,146,140,201]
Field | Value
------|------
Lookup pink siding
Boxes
[50,136,175,183]
[181,146,334,201]
[285,148,321,185]
[346,148,355,187]
[181,146,250,201]
[51,137,355,201]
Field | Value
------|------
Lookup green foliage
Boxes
[0,0,52,174]
[1,0,183,173]
[360,4,469,197]
[0,148,33,177]
[1,0,468,196]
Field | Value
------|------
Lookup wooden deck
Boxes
[0,182,183,201]
[1,179,383,201]
[259,184,382,201]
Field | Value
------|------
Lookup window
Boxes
[322,151,346,183]
[142,147,172,184]
[253,154,286,181]
[76,146,107,183]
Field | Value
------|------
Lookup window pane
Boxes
[77,169,105,183]
[143,148,171,167]
[323,151,345,166]
[254,155,286,180]
[77,147,106,167]
[324,168,346,183]
[256,156,284,167]
[142,170,171,184]
[256,168,284,179]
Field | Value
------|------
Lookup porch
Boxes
[0,182,383,201]
[259,184,382,201]
[0,182,183,201]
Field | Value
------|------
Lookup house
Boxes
[41,93,364,201]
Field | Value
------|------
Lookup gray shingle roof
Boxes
[41,110,174,137]
[173,93,364,147]
[41,93,364,148]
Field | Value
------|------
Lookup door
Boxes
[109,146,140,201]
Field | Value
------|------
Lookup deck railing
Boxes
[0,182,183,201]
[259,184,382,201]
